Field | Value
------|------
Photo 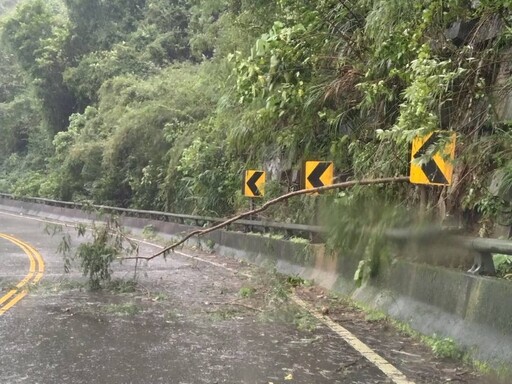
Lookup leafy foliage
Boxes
[324,186,411,286]
[54,217,139,290]
[1,0,75,133]
[494,254,512,279]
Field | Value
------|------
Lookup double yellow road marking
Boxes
[0,233,45,315]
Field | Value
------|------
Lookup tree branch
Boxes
[126,176,409,261]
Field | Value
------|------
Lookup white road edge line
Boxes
[0,210,415,383]
[291,294,415,384]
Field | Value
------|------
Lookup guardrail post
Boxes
[468,251,496,275]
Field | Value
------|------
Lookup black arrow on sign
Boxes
[307,162,331,188]
[413,133,448,184]
[247,171,264,196]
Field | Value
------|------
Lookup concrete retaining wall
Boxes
[367,263,512,364]
[1,197,511,366]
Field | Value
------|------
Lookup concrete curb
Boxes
[1,197,511,366]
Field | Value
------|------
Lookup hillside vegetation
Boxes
[0,0,511,236]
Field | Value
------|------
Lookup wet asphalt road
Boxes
[0,211,396,384]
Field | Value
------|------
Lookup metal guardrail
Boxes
[1,193,511,275]
[387,228,512,275]
[0,193,324,239]
[464,237,512,275]
[467,237,512,255]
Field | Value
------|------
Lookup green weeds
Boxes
[392,320,464,360]
[293,311,317,332]
[494,254,512,279]
[238,286,256,298]
[428,336,463,360]
[364,310,387,323]
[142,225,157,240]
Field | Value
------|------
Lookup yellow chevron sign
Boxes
[410,132,456,186]
[244,170,265,197]
[305,161,333,190]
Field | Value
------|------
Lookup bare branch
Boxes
[125,176,409,262]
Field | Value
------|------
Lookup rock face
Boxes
[444,14,512,238]
[489,170,512,238]
[492,47,512,122]
[445,19,479,46]
[490,170,512,202]
[489,46,512,238]
[445,13,503,46]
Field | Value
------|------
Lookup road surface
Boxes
[0,210,494,383]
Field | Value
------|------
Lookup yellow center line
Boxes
[1,234,36,288]
[4,233,46,283]
[0,291,28,313]
[0,233,45,315]
[0,290,17,305]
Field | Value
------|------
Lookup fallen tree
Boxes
[128,176,409,261]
